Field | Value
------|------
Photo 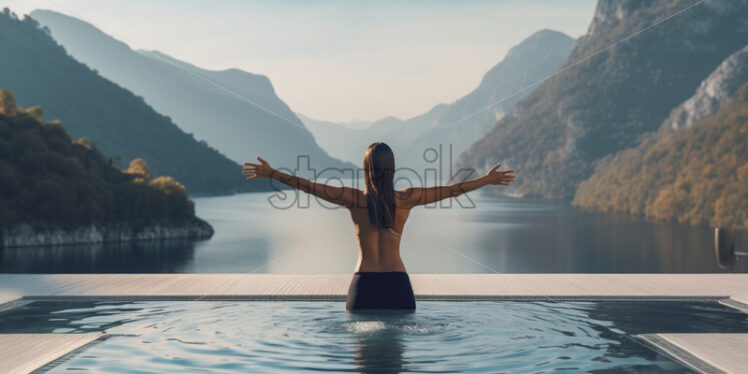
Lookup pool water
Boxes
[2,301,747,373]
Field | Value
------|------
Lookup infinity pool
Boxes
[2,301,747,373]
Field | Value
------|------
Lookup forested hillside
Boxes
[0,9,267,195]
[459,0,748,198]
[573,82,748,229]
[0,89,212,237]
[31,9,352,173]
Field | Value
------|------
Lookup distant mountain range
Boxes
[297,115,372,131]
[459,0,748,199]
[0,10,265,195]
[30,9,351,174]
[7,2,748,229]
[299,29,574,170]
[298,114,404,165]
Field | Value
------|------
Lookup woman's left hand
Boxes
[483,163,516,186]
[242,156,274,180]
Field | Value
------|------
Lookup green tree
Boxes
[0,89,211,232]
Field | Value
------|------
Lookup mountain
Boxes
[573,81,748,229]
[406,29,575,158]
[30,9,351,173]
[459,0,748,198]
[297,115,371,131]
[663,43,748,130]
[0,9,265,195]
[301,29,574,170]
[298,114,404,165]
[297,113,403,166]
[0,89,213,247]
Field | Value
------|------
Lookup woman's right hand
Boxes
[242,156,274,180]
[483,163,516,186]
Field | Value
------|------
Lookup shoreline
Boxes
[1,220,214,248]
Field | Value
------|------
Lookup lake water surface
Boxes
[1,192,745,273]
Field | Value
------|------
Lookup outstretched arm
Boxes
[399,163,515,208]
[242,157,361,208]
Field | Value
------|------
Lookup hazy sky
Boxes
[6,0,596,122]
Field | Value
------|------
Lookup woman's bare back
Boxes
[349,191,412,272]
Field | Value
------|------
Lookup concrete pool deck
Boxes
[0,291,21,307]
[0,273,746,373]
[0,273,746,301]
[0,333,106,374]
[638,334,748,374]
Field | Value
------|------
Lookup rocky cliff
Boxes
[665,43,748,130]
[459,0,748,198]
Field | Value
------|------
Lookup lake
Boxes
[0,192,745,273]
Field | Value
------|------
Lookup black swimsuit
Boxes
[346,271,416,311]
[346,227,416,312]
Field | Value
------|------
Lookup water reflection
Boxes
[403,195,748,273]
[350,315,408,373]
[0,239,197,273]
[587,301,748,335]
[0,193,745,273]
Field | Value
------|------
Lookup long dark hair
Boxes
[363,142,396,228]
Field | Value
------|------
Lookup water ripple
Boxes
[9,300,709,373]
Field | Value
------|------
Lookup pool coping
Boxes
[0,292,22,311]
[636,333,748,374]
[720,298,748,314]
[0,333,107,374]
[33,334,111,373]
[6,295,732,302]
[0,273,746,298]
[636,334,723,373]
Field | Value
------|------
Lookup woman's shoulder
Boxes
[395,188,420,208]
[394,189,412,198]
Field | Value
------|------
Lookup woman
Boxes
[242,142,515,312]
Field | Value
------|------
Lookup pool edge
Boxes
[14,294,730,302]
[0,333,107,374]
[636,333,724,374]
